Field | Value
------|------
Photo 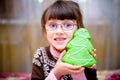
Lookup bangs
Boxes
[45,2,77,20]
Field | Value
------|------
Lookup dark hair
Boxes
[41,0,84,32]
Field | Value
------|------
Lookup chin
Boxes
[55,46,66,52]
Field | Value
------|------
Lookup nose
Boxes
[55,25,64,34]
[56,25,63,32]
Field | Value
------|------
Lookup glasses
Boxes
[45,22,77,31]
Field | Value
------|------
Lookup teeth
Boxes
[55,38,65,41]
[57,39,63,40]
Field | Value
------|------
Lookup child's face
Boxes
[45,19,77,51]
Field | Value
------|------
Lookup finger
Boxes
[64,63,82,70]
[93,49,97,57]
[90,49,97,58]
[67,67,84,74]
[94,49,97,52]
[90,50,94,55]
[90,64,96,69]
[58,50,66,61]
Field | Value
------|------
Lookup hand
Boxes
[89,49,97,69]
[90,49,97,59]
[52,50,84,79]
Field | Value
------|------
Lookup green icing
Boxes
[62,28,97,67]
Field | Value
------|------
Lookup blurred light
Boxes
[77,0,87,3]
[38,0,43,3]
[72,0,87,3]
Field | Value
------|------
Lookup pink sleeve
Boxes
[71,70,87,80]
[45,70,87,80]
[45,71,57,80]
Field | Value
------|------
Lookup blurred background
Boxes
[0,0,120,73]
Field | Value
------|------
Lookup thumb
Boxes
[58,50,66,61]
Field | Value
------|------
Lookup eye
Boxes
[49,23,57,28]
[64,23,73,28]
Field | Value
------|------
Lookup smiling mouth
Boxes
[54,38,66,41]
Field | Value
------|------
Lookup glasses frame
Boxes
[45,22,77,31]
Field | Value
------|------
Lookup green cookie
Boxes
[62,28,97,67]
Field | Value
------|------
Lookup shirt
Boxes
[31,46,98,80]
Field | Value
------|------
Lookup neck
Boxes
[50,45,62,60]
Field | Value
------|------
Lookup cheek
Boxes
[46,32,53,42]
[67,32,74,40]
[68,33,73,38]
[67,29,77,40]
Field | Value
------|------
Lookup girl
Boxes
[31,0,97,80]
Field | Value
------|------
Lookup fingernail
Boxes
[81,67,85,70]
[94,54,96,56]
